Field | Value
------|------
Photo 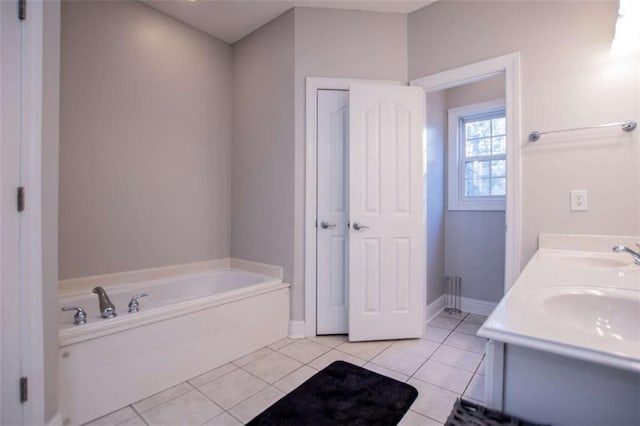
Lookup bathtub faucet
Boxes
[92,286,117,318]
[612,244,640,265]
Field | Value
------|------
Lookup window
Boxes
[448,100,506,211]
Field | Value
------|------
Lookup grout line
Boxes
[128,405,149,425]
[188,363,240,389]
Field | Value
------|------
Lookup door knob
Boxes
[320,220,336,229]
[352,222,370,231]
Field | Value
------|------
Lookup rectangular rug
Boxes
[247,361,418,426]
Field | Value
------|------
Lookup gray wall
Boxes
[230,10,295,288]
[292,7,408,320]
[43,1,60,420]
[59,1,232,279]
[444,76,506,303]
[409,1,640,269]
[425,91,446,304]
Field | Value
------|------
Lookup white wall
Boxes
[426,91,446,304]
[292,7,408,320]
[409,1,640,268]
[444,76,506,303]
[59,1,233,279]
[231,10,295,288]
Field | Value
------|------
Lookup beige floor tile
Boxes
[454,321,481,336]
[464,373,485,403]
[199,369,267,410]
[228,386,285,424]
[422,326,451,343]
[84,406,138,426]
[242,351,303,384]
[439,311,467,321]
[189,363,237,388]
[477,358,486,375]
[430,345,482,373]
[413,359,473,394]
[335,340,394,361]
[133,382,193,413]
[362,362,409,383]
[278,339,330,363]
[428,316,460,330]
[202,412,242,426]
[464,314,488,325]
[370,348,427,376]
[267,337,295,351]
[391,339,440,358]
[140,390,222,426]
[306,334,348,348]
[443,331,487,354]
[398,410,443,426]
[273,365,318,393]
[118,416,147,426]
[407,378,459,423]
[232,347,273,367]
[308,349,366,370]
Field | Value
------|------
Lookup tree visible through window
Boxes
[462,114,506,197]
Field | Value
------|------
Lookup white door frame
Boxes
[0,0,46,423]
[304,77,402,337]
[411,52,522,293]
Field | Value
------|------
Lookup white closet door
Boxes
[316,90,349,335]
[348,83,426,342]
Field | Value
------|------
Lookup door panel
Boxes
[348,83,426,342]
[316,90,349,335]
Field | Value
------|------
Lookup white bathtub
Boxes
[58,266,290,425]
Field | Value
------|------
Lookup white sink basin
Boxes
[537,251,631,268]
[542,288,640,342]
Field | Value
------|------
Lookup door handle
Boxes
[320,220,336,229]
[352,222,370,231]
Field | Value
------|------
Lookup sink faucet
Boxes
[612,244,640,265]
[92,286,117,318]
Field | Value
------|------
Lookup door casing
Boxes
[304,54,522,337]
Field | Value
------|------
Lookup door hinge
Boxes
[17,186,24,212]
[18,0,26,20]
[20,377,28,403]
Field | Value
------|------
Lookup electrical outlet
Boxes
[570,190,588,211]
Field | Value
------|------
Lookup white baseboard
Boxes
[288,321,306,339]
[426,294,497,321]
[461,297,497,316]
[46,412,62,426]
[425,294,445,324]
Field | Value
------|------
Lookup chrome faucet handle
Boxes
[61,306,87,325]
[128,293,148,313]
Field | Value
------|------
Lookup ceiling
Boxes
[142,0,438,44]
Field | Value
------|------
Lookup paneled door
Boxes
[316,90,349,334]
[348,83,426,342]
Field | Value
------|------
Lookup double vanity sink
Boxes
[478,234,640,425]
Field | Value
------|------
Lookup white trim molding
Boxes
[460,297,498,316]
[304,77,402,338]
[425,295,445,324]
[288,321,306,339]
[411,52,523,294]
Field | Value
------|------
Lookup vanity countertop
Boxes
[478,233,640,372]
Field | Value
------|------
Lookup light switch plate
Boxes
[570,190,588,211]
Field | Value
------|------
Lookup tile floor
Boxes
[85,311,487,426]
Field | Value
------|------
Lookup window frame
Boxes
[447,99,506,211]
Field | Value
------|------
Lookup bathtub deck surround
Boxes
[83,311,488,426]
[57,260,289,426]
[479,233,640,425]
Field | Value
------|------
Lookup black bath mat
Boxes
[246,360,418,426]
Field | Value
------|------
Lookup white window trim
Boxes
[448,99,506,211]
